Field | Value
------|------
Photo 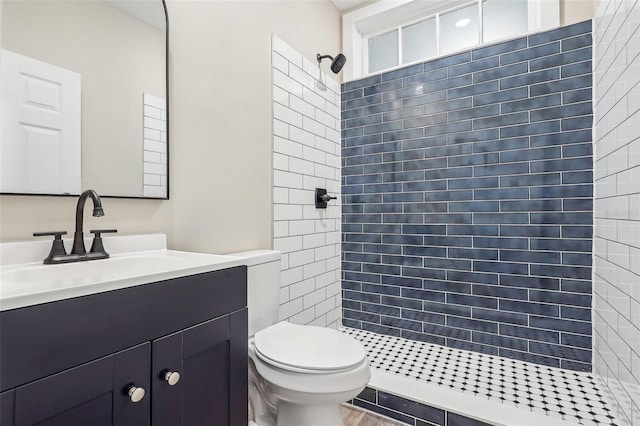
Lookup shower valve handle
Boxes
[320,194,337,202]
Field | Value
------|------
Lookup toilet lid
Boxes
[254,322,366,372]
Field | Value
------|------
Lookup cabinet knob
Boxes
[164,370,181,386]
[128,385,146,403]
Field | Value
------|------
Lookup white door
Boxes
[0,49,81,194]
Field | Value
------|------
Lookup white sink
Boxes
[0,234,246,311]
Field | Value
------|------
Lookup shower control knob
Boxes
[163,370,181,386]
[315,188,337,209]
[127,385,145,403]
[320,194,337,202]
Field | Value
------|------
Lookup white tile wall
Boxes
[143,93,167,198]
[271,35,342,329]
[593,1,640,424]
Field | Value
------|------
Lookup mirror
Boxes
[0,0,168,199]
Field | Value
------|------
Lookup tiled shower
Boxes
[337,1,639,424]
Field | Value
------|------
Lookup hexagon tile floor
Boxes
[342,327,617,426]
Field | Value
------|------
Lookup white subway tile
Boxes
[272,35,302,69]
[274,136,303,158]
[274,236,303,254]
[314,245,335,261]
[289,249,315,268]
[289,157,315,176]
[273,152,289,171]
[290,95,315,119]
[144,128,161,141]
[302,145,326,164]
[288,189,314,205]
[279,286,290,304]
[278,298,303,321]
[144,162,166,175]
[289,277,315,299]
[302,287,326,308]
[315,297,336,317]
[289,219,316,235]
[144,117,166,132]
[273,187,289,204]
[303,233,325,249]
[290,307,316,325]
[289,126,315,147]
[302,86,326,110]
[273,170,303,189]
[288,64,315,91]
[302,116,326,137]
[272,51,288,74]
[143,93,166,109]
[274,103,303,127]
[144,174,161,185]
[273,119,289,138]
[143,185,166,198]
[144,139,166,154]
[144,105,161,119]
[273,84,289,107]
[274,204,303,221]
[273,221,289,238]
[144,151,161,163]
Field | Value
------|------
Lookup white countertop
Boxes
[0,234,248,311]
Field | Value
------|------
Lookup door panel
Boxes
[13,344,149,426]
[0,49,81,194]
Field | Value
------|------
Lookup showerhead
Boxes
[317,53,347,74]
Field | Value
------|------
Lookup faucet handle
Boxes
[89,229,117,255]
[33,231,67,238]
[33,231,68,264]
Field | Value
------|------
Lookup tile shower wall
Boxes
[143,93,167,198]
[272,35,342,328]
[341,21,594,370]
[592,0,640,424]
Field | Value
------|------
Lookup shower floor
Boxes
[341,327,617,426]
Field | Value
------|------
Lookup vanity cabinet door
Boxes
[152,308,248,426]
[11,343,150,426]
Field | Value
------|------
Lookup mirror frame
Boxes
[1,0,170,200]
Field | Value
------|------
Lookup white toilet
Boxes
[231,250,371,426]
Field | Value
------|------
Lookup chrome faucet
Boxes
[71,189,104,255]
[33,189,117,264]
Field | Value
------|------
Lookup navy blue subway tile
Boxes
[379,392,446,425]
[472,307,528,325]
[500,299,559,317]
[473,136,529,153]
[473,61,528,84]
[355,387,377,404]
[447,316,498,333]
[473,87,528,106]
[472,331,528,351]
[472,283,527,299]
[562,33,592,51]
[530,263,591,280]
[382,63,424,81]
[447,270,498,285]
[363,79,404,96]
[530,74,592,97]
[530,341,591,363]
[449,56,500,77]
[404,67,449,86]
[499,275,560,290]
[500,323,559,343]
[362,302,400,317]
[561,306,592,321]
[500,41,561,65]
[342,318,361,329]
[447,412,492,426]
[472,37,527,59]
[424,51,472,71]
[500,199,562,212]
[345,74,381,91]
[500,173,561,187]
[563,87,592,104]
[341,23,593,369]
[473,236,528,250]
[474,260,528,275]
[528,20,592,47]
[561,60,592,78]
[447,81,499,100]
[500,68,560,90]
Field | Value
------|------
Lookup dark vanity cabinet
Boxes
[0,266,248,426]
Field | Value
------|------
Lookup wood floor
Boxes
[342,404,408,426]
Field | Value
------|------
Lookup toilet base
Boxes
[277,401,343,426]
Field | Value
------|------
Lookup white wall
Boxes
[0,1,341,255]
[592,0,640,424]
[272,36,342,328]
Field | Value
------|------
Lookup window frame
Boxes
[343,0,560,80]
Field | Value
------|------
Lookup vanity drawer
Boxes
[0,265,246,392]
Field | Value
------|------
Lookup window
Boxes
[342,0,560,79]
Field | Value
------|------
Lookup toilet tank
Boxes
[229,250,281,337]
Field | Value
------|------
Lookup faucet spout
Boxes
[71,189,104,255]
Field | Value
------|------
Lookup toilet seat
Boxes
[253,322,366,374]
